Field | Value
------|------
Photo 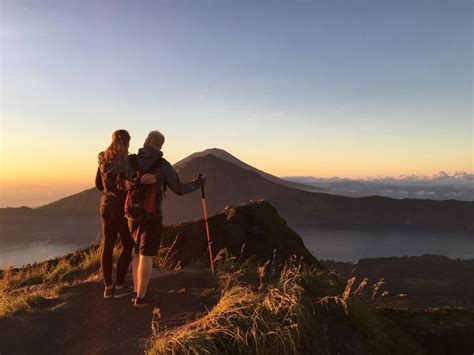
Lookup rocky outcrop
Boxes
[5,201,320,273]
[161,200,321,267]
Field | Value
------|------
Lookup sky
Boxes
[0,0,472,207]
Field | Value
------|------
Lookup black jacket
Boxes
[95,152,128,209]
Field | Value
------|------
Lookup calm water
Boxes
[1,228,473,268]
[294,227,474,262]
[0,241,87,268]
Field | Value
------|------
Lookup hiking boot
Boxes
[104,287,114,299]
[114,285,134,299]
[133,294,159,308]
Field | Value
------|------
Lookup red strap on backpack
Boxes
[125,155,163,218]
[144,185,158,214]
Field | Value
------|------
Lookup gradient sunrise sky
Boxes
[1,0,472,207]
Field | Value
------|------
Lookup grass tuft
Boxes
[0,246,103,317]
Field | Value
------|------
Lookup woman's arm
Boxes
[116,156,156,191]
[95,167,104,192]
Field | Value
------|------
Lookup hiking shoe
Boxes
[133,295,159,308]
[114,286,134,299]
[104,287,114,299]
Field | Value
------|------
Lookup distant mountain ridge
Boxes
[1,148,472,247]
[39,188,101,212]
[174,148,322,192]
[35,151,473,230]
[33,148,318,213]
[163,154,473,229]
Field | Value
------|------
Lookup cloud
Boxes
[284,172,474,201]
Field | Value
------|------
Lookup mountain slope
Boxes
[38,188,101,214]
[164,154,473,228]
[174,148,321,192]
[36,153,473,230]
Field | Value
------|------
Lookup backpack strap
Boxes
[129,154,161,174]
[129,154,139,172]
[145,157,164,174]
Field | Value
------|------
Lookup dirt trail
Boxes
[0,268,219,355]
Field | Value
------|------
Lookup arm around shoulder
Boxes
[116,158,139,191]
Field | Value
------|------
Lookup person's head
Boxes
[145,130,165,151]
[101,129,131,162]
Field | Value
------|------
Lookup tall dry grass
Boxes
[147,257,333,355]
[148,252,421,355]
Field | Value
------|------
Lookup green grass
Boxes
[0,245,104,318]
[0,239,187,318]
[344,298,422,355]
[48,247,102,282]
[381,306,474,333]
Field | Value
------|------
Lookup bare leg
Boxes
[137,255,153,298]
[131,252,139,292]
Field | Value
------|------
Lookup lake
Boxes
[294,226,474,261]
[0,241,88,268]
[1,227,473,268]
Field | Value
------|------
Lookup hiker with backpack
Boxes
[95,129,136,299]
[120,130,205,308]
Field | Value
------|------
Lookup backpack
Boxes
[124,154,164,219]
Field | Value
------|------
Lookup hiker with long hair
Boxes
[95,129,135,299]
[120,130,205,308]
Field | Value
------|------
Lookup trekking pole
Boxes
[199,174,215,274]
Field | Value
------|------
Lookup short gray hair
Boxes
[145,130,165,150]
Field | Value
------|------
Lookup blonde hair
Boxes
[100,129,130,163]
[145,130,165,150]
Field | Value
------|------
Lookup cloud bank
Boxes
[285,171,474,201]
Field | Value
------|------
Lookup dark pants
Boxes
[100,205,133,287]
[128,217,163,256]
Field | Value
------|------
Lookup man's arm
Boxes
[163,162,204,195]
